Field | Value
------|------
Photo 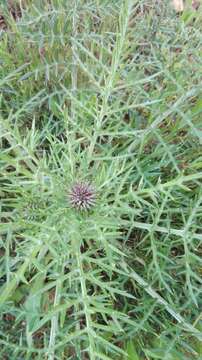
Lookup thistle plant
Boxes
[0,1,202,360]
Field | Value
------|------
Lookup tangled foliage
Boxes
[0,1,202,359]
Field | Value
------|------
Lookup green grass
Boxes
[0,0,202,359]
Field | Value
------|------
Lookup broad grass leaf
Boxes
[125,341,140,360]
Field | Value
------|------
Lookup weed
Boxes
[0,1,202,359]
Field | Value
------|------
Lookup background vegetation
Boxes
[0,0,202,359]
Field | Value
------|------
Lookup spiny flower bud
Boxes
[69,182,96,211]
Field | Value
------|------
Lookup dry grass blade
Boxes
[172,0,184,12]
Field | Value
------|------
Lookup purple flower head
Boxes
[69,182,96,211]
